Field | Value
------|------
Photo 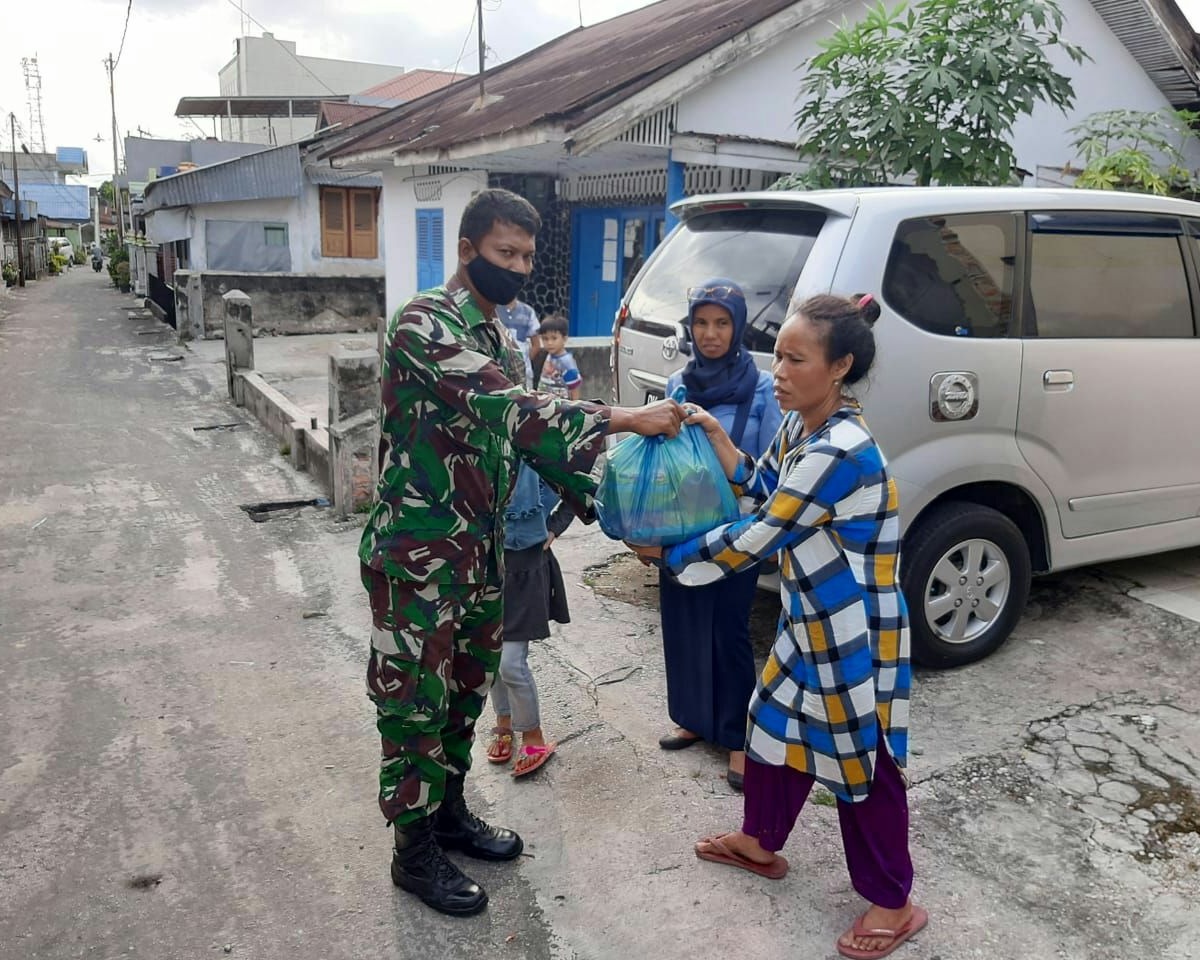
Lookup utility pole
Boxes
[105,53,124,244]
[477,0,486,104]
[9,113,24,287]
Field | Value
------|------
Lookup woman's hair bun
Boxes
[853,293,881,328]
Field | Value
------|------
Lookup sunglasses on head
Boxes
[687,284,744,301]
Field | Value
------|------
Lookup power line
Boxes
[453,4,479,76]
[113,0,134,70]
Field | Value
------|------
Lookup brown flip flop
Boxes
[836,905,929,959]
[694,833,789,879]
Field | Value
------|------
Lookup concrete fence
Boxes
[222,289,378,518]
[180,270,384,341]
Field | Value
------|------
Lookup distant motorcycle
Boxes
[92,255,103,273]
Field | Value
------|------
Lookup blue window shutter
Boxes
[431,209,444,284]
[415,208,445,292]
[416,211,431,290]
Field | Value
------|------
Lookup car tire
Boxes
[901,501,1032,669]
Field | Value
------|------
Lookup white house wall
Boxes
[382,167,488,320]
[186,197,297,271]
[675,0,1200,180]
[184,190,384,277]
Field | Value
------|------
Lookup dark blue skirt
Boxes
[658,565,760,750]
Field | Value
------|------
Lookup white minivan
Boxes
[613,187,1200,668]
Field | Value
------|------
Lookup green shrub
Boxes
[107,248,129,287]
[73,249,87,265]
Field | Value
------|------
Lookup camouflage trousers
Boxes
[362,563,503,826]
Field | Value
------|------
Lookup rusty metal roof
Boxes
[323,0,799,163]
[1091,0,1200,107]
[319,101,388,129]
[358,69,468,104]
[323,0,1200,167]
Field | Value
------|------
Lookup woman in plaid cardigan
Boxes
[630,294,926,960]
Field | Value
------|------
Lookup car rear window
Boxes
[625,207,826,353]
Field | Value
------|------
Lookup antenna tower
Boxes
[21,56,47,154]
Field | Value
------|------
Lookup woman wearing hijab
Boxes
[657,279,782,789]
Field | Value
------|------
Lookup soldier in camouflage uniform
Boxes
[362,188,684,916]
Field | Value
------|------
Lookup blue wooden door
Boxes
[571,209,622,337]
[416,208,444,291]
[571,207,668,337]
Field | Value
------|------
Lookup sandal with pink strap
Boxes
[512,742,556,778]
[486,727,514,764]
[836,905,929,959]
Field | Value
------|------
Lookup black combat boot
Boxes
[433,775,524,861]
[391,816,488,916]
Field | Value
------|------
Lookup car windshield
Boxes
[626,207,826,353]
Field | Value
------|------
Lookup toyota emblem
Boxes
[662,336,679,361]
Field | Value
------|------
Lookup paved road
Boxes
[3,272,1199,960]
[0,273,553,959]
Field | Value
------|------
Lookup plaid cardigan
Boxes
[663,407,911,802]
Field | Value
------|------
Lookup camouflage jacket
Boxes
[360,278,611,584]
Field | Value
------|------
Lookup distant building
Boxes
[215,33,403,144]
[0,148,91,252]
[0,146,88,186]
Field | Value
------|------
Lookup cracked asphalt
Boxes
[3,272,1200,960]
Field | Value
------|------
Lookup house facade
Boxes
[319,0,1200,340]
[141,141,385,337]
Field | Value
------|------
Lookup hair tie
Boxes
[857,294,874,310]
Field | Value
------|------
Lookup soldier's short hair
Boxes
[459,188,541,247]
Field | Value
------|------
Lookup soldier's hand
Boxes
[606,399,686,438]
[629,398,686,438]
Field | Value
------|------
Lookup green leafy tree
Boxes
[774,0,1087,189]
[1068,108,1200,198]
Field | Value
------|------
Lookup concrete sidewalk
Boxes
[3,273,1199,960]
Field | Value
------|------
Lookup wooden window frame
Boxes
[320,186,379,260]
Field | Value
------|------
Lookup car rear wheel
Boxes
[901,502,1032,669]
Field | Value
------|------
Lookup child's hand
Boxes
[544,534,556,550]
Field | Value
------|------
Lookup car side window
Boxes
[1028,213,1194,338]
[883,214,1016,338]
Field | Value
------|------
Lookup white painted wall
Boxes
[676,0,1200,180]
[381,167,489,320]
[187,197,296,271]
[183,188,384,277]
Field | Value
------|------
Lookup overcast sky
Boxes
[4,0,1200,182]
[0,0,658,179]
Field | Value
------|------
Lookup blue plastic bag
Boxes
[595,422,741,547]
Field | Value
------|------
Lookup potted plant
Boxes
[116,261,131,293]
[2,261,16,287]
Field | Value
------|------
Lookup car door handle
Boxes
[1043,370,1074,390]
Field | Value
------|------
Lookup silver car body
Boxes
[613,186,1200,602]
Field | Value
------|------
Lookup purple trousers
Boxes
[741,745,913,909]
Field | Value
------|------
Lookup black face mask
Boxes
[466,250,528,306]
